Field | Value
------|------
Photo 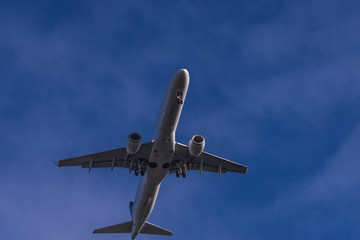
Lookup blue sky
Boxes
[1,0,360,239]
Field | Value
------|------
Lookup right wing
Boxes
[172,142,248,175]
[56,142,153,171]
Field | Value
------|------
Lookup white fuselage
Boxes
[130,69,189,239]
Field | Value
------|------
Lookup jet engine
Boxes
[126,132,142,155]
[188,135,205,157]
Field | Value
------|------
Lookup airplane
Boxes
[56,69,248,239]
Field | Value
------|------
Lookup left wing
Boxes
[56,142,153,171]
[172,142,248,175]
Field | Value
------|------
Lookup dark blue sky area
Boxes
[1,1,360,239]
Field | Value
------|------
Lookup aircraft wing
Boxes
[56,142,153,171]
[172,142,248,175]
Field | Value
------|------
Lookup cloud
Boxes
[1,1,360,240]
[233,60,360,120]
[211,0,360,121]
[223,124,360,239]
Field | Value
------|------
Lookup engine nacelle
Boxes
[126,132,142,155]
[188,135,205,157]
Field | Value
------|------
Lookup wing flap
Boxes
[174,142,248,174]
[57,142,153,170]
[189,162,225,173]
[57,148,124,167]
[193,151,248,174]
[81,160,126,168]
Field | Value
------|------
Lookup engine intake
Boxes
[126,132,142,155]
[188,135,205,157]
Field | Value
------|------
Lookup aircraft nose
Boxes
[175,69,189,79]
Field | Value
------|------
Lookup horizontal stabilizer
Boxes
[93,221,132,234]
[140,222,172,236]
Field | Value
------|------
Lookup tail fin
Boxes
[140,222,172,236]
[93,221,132,233]
[129,201,134,215]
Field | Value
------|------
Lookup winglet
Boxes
[54,161,60,167]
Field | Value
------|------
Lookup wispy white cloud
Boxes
[221,125,360,239]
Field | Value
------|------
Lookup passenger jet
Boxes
[56,69,248,239]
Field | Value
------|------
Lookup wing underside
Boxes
[56,141,247,175]
[171,142,248,175]
[56,142,153,171]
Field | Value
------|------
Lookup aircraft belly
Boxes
[132,177,161,235]
[132,140,174,236]
[147,140,175,184]
[131,70,189,238]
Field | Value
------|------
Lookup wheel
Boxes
[135,169,139,176]
[140,168,145,176]
[176,170,180,178]
[181,166,186,178]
